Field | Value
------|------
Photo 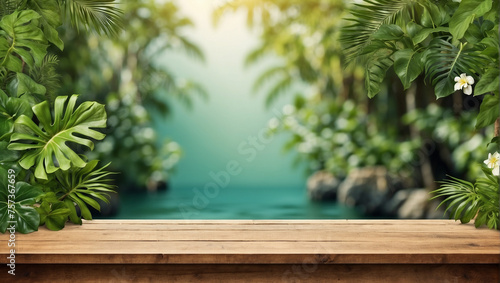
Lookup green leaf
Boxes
[63,198,82,225]
[0,168,43,234]
[0,10,48,72]
[28,0,64,50]
[60,0,123,37]
[365,50,394,98]
[487,137,499,147]
[71,196,92,220]
[0,141,20,165]
[36,201,70,231]
[432,175,482,225]
[475,93,499,129]
[264,75,292,107]
[8,95,107,180]
[75,192,100,210]
[474,68,499,96]
[373,24,404,40]
[419,1,449,28]
[340,0,415,64]
[406,22,422,38]
[0,90,32,141]
[55,161,115,222]
[17,72,47,97]
[425,39,486,99]
[393,49,423,90]
[420,4,434,28]
[252,65,288,93]
[449,0,493,39]
[412,27,449,45]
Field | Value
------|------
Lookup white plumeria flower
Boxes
[454,73,474,95]
[484,152,500,176]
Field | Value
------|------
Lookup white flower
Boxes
[454,73,475,95]
[484,152,500,176]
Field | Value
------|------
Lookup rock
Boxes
[383,189,412,217]
[397,189,429,219]
[307,171,341,201]
[337,166,404,215]
[424,198,447,219]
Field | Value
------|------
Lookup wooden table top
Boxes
[1,220,499,264]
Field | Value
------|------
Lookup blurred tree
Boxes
[214,0,490,188]
[56,0,207,191]
[214,0,418,179]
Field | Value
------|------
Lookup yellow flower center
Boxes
[458,77,468,86]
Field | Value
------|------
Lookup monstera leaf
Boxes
[8,95,107,180]
[0,9,48,72]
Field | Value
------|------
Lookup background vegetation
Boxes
[56,0,207,191]
[215,0,495,190]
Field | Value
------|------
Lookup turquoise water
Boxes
[113,186,364,220]
[111,1,364,220]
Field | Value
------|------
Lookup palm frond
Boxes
[212,0,261,27]
[432,176,481,223]
[364,49,394,98]
[425,38,487,98]
[56,160,116,221]
[141,66,207,114]
[264,75,293,107]
[244,43,270,67]
[177,36,205,62]
[252,65,288,93]
[58,0,123,37]
[340,0,415,65]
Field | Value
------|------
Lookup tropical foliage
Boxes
[340,0,499,229]
[217,0,498,228]
[56,0,206,191]
[269,97,419,178]
[0,0,122,233]
[215,0,431,186]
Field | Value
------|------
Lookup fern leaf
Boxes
[29,54,61,103]
[0,0,20,19]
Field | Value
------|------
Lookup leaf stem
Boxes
[495,118,500,137]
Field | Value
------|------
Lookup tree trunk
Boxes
[406,82,436,190]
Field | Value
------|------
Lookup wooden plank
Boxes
[11,239,500,255]
[1,264,498,282]
[1,220,499,265]
[12,228,500,241]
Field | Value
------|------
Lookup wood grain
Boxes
[1,264,498,283]
[1,220,499,282]
[1,220,499,265]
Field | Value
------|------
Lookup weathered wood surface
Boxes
[1,220,499,282]
[3,264,499,282]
